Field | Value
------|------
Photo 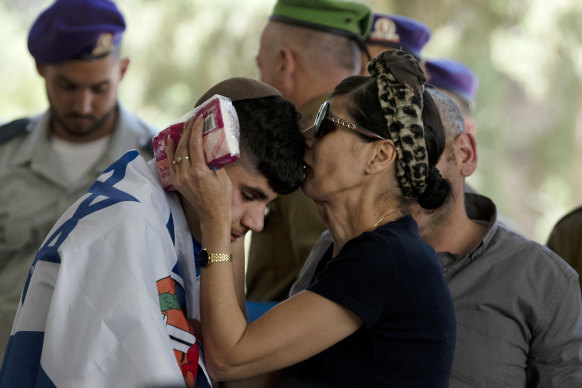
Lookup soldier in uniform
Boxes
[0,0,157,361]
[247,0,372,305]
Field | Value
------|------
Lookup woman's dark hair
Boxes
[233,96,305,195]
[331,76,451,210]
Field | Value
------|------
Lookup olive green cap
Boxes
[270,0,373,44]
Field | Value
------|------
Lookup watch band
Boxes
[199,248,232,267]
[207,251,232,264]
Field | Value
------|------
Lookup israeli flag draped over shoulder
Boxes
[0,150,211,388]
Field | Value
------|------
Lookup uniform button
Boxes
[442,267,448,273]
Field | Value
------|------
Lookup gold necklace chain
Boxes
[373,214,387,228]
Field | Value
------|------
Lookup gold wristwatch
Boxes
[198,249,232,267]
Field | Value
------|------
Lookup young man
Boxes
[0,78,305,388]
[0,0,157,359]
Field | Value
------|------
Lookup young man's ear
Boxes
[366,140,397,174]
[454,131,478,177]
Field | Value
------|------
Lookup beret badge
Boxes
[370,17,399,43]
[92,33,114,56]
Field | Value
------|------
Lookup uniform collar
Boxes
[9,105,129,191]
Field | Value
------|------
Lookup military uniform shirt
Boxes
[0,103,156,362]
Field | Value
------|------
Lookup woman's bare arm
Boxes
[168,116,362,381]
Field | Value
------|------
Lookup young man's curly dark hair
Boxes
[234,96,305,195]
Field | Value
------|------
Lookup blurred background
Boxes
[1,0,581,243]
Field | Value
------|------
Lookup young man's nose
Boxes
[242,207,265,233]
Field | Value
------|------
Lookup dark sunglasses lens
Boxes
[316,118,335,138]
[314,102,329,137]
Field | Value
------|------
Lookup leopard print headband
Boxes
[368,50,429,198]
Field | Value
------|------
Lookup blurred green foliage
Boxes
[1,0,581,243]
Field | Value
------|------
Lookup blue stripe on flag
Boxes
[21,151,140,304]
[36,367,57,388]
[0,331,54,388]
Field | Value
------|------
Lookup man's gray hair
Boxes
[426,85,465,139]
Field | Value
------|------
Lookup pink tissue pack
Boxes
[152,94,240,191]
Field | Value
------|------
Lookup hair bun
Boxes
[417,165,451,210]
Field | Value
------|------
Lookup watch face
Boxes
[198,249,209,267]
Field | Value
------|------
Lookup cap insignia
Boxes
[370,18,399,43]
[92,33,114,56]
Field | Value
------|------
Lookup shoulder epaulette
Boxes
[0,118,31,144]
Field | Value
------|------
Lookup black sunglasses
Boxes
[313,101,385,140]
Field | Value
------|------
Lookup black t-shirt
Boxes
[292,216,456,387]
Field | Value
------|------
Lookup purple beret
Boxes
[425,58,479,104]
[28,0,126,64]
[366,13,431,58]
